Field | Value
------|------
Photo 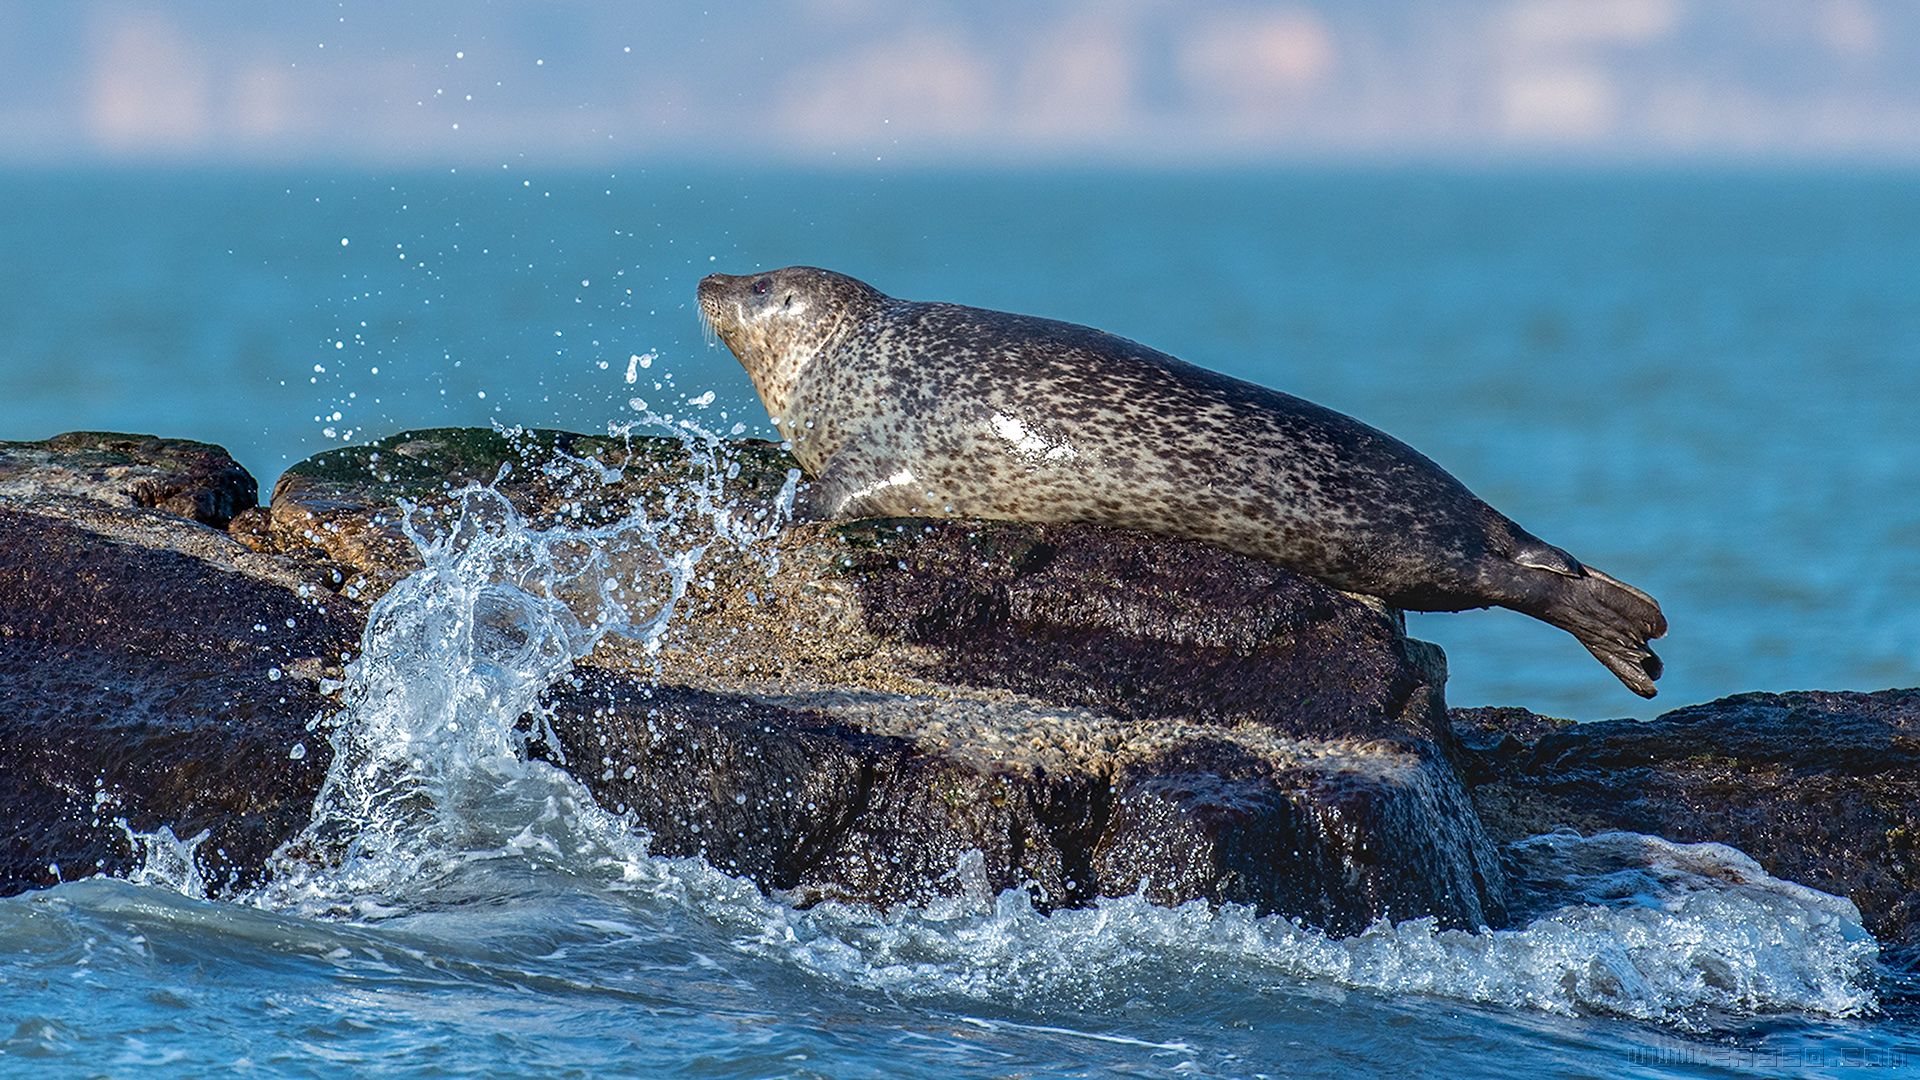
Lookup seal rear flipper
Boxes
[1524,565,1668,698]
[1577,633,1664,699]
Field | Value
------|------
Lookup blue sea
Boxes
[1,166,1917,1075]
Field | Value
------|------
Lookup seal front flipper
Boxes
[791,451,913,521]
[789,473,839,522]
[790,469,853,522]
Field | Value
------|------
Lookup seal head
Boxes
[699,268,883,422]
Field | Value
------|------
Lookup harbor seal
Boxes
[698,267,1667,696]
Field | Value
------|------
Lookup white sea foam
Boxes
[708,831,1879,1025]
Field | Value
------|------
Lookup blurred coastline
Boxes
[3,0,1918,169]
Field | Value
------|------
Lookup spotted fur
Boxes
[699,267,1667,696]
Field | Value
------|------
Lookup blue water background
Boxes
[2,166,1914,719]
[2,167,1919,1077]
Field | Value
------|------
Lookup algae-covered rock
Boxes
[0,431,256,527]
[266,427,795,598]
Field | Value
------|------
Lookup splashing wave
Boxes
[108,422,1880,1027]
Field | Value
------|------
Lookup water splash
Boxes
[118,823,212,898]
[256,419,796,911]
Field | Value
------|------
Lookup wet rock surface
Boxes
[263,426,796,599]
[6,426,1915,947]
[0,494,358,896]
[543,516,1501,933]
[1457,690,1920,945]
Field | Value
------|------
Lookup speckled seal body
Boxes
[699,267,1667,696]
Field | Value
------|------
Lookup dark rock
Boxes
[539,673,1499,934]
[0,432,257,528]
[1094,735,1498,933]
[4,426,1511,934]
[535,681,1109,910]
[1457,690,1920,945]
[834,519,1453,743]
[0,497,359,896]
[541,509,1503,932]
[11,425,1914,948]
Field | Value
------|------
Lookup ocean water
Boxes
[2,167,1918,1075]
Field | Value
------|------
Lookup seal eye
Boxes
[751,278,771,296]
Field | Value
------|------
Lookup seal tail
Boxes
[1523,563,1668,698]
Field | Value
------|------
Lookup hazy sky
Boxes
[2,0,1916,165]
